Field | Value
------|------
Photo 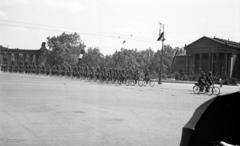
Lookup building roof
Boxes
[0,43,45,53]
[1,48,40,52]
[185,36,240,50]
[211,37,240,49]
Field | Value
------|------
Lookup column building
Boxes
[173,36,240,80]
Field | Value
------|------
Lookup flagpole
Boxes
[161,24,164,83]
[158,22,164,84]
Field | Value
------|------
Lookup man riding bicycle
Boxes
[144,69,150,83]
[134,69,139,84]
[206,72,214,92]
[198,72,207,92]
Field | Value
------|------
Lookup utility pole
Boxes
[157,22,165,84]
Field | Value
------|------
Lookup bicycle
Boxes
[208,84,221,95]
[138,78,155,87]
[126,79,137,86]
[193,83,220,95]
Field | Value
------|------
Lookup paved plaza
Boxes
[0,72,239,146]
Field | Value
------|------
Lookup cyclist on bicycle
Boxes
[144,69,150,83]
[198,72,207,92]
[206,72,214,92]
[134,69,139,84]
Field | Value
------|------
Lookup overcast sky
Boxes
[0,0,239,54]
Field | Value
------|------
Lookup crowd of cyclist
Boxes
[197,71,222,92]
[0,64,152,85]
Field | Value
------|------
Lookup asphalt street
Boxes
[0,72,239,146]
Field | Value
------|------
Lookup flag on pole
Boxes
[157,32,164,41]
[157,23,165,41]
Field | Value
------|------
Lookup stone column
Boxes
[23,54,26,66]
[35,55,39,65]
[199,53,202,72]
[186,54,188,75]
[2,53,6,65]
[208,53,211,72]
[33,54,36,65]
[227,53,231,78]
[26,54,30,65]
[194,54,198,74]
[19,53,22,65]
[211,53,214,72]
[0,53,3,65]
[11,53,14,65]
[27,54,31,65]
[7,53,11,65]
[216,53,220,76]
[223,53,228,77]
[15,53,19,65]
[191,54,195,75]
[30,54,33,65]
[13,53,15,65]
[1,53,5,65]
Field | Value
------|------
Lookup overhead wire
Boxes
[0,19,156,44]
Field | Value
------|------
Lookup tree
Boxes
[43,34,180,79]
[152,45,176,76]
[137,48,154,71]
[46,32,85,66]
[81,47,105,67]
[162,45,176,74]
[111,48,139,69]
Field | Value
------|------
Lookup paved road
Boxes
[0,72,239,146]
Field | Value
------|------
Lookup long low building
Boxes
[173,36,240,80]
[0,42,47,66]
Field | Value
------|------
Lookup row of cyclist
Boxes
[193,71,222,95]
[0,64,156,87]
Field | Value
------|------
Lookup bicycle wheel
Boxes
[118,80,123,85]
[142,81,147,86]
[193,85,200,94]
[149,80,155,87]
[138,80,143,87]
[207,86,214,96]
[131,80,137,86]
[212,86,220,95]
[126,80,131,86]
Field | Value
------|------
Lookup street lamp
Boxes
[157,22,165,84]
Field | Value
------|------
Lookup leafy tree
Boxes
[162,45,177,73]
[111,48,139,69]
[46,32,85,66]
[152,45,176,75]
[81,47,104,67]
[42,33,180,78]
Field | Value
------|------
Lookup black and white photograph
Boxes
[0,0,240,146]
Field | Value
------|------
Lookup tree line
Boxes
[41,32,185,79]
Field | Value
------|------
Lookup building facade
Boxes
[173,36,240,80]
[0,42,47,66]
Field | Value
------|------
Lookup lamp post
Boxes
[157,22,165,84]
